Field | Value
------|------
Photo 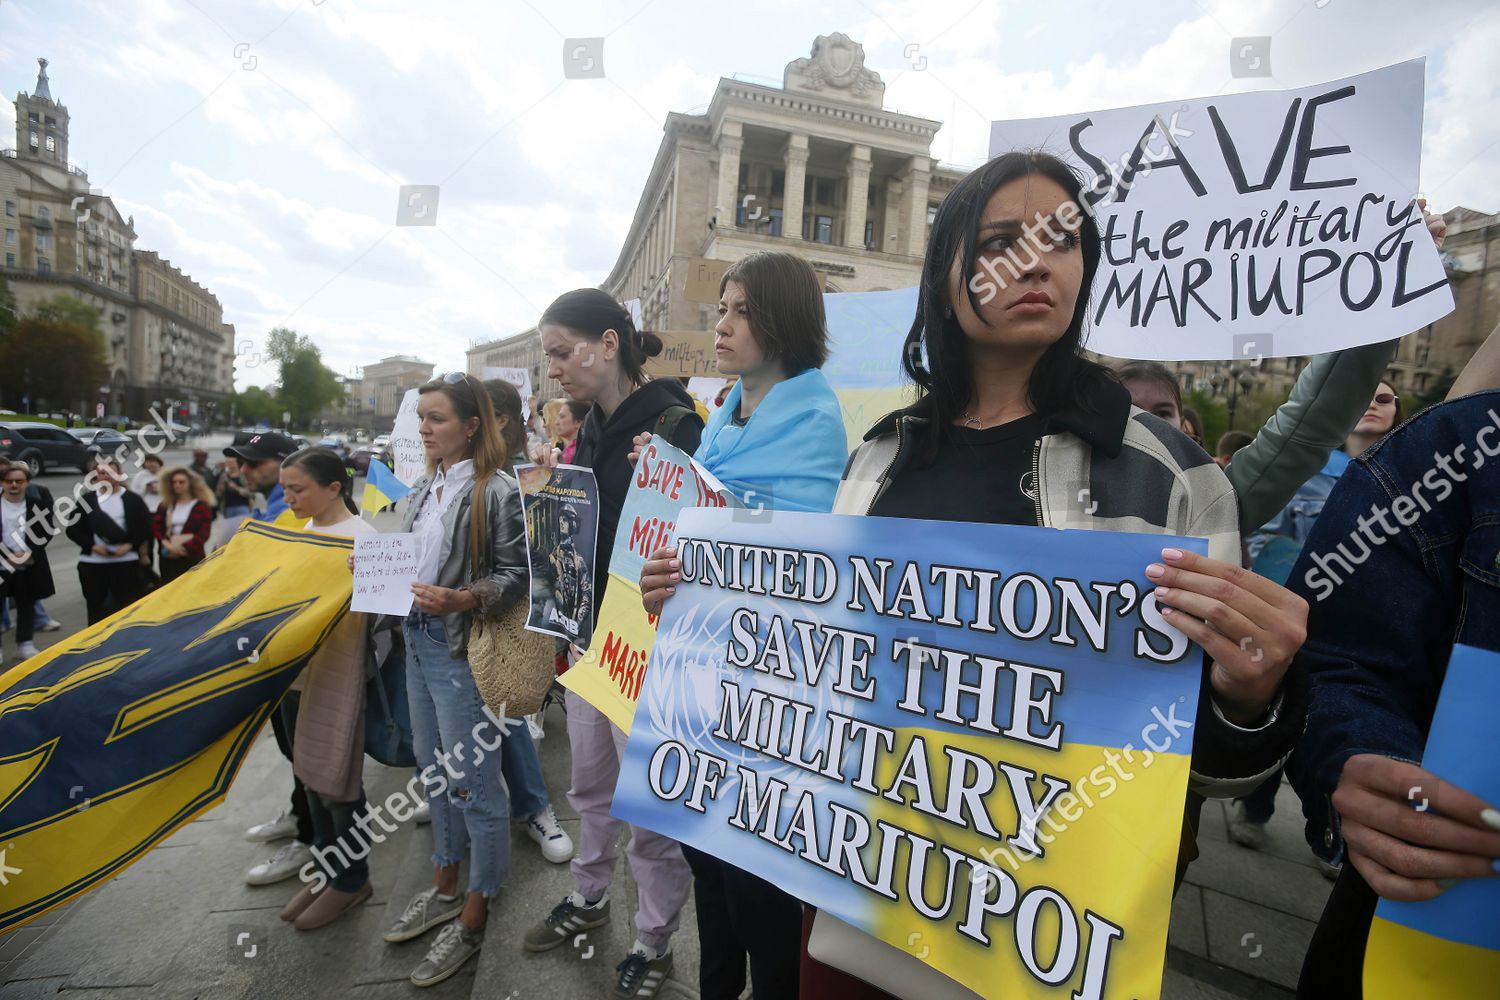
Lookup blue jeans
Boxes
[0,599,48,630]
[404,612,512,896]
[502,715,550,820]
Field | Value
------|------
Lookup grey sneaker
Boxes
[409,919,483,987]
[384,886,465,943]
[1227,802,1270,850]
[522,892,610,952]
[613,942,673,998]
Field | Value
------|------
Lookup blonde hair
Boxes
[418,373,507,572]
[159,466,217,507]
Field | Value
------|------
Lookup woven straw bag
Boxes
[467,599,555,717]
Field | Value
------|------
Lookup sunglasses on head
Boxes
[1373,392,1398,406]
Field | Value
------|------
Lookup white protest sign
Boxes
[686,376,728,411]
[988,58,1452,361]
[388,388,425,486]
[481,366,535,409]
[351,533,418,615]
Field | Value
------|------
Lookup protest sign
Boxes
[481,366,535,409]
[615,509,1208,999]
[686,376,729,412]
[518,463,601,646]
[388,388,425,487]
[823,286,918,449]
[645,330,720,378]
[351,532,417,616]
[685,258,731,304]
[1364,644,1500,997]
[563,440,739,731]
[989,59,1451,361]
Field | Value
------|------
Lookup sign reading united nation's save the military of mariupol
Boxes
[616,509,1211,999]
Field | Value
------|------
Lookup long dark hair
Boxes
[903,151,1115,458]
[282,446,358,515]
[482,378,529,467]
[540,289,663,385]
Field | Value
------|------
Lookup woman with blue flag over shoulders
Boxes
[636,250,846,1000]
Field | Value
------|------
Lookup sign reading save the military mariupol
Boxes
[614,509,1209,999]
[564,440,740,731]
[0,521,355,931]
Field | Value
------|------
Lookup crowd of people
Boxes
[3,147,1497,999]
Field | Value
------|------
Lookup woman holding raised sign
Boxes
[637,250,847,1000]
[522,289,703,998]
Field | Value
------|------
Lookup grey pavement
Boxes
[1,435,1332,998]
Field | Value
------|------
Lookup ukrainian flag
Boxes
[0,521,355,931]
[362,458,412,514]
[1364,645,1500,997]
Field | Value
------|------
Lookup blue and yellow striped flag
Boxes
[362,458,412,514]
[0,521,354,931]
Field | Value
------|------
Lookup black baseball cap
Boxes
[224,432,298,463]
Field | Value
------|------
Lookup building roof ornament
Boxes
[784,33,884,107]
[34,57,52,101]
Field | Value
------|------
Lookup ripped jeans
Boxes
[404,611,510,896]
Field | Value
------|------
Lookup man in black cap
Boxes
[223,432,298,523]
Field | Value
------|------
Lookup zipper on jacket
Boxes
[1030,439,1044,527]
[866,417,906,515]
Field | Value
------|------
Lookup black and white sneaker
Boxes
[522,891,610,951]
[612,941,672,998]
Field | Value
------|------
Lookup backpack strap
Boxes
[653,405,698,448]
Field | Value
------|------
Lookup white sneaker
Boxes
[522,806,574,863]
[17,641,40,659]
[526,713,545,741]
[246,840,313,885]
[1227,802,1270,850]
[414,799,431,824]
[245,809,299,843]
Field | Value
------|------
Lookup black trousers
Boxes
[77,561,147,625]
[1298,863,1375,999]
[684,844,802,1000]
[269,692,315,845]
[160,553,202,584]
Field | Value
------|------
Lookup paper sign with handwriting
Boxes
[352,533,418,616]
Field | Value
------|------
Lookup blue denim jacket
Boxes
[1286,390,1500,863]
[1245,449,1351,568]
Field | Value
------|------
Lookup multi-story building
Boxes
[467,34,965,385]
[344,355,434,426]
[1,59,235,419]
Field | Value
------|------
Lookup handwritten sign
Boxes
[645,330,719,379]
[351,532,417,616]
[989,59,1452,360]
[684,258,731,305]
[388,389,425,487]
[481,366,536,410]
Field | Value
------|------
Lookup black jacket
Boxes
[0,490,56,601]
[65,488,153,556]
[574,379,703,619]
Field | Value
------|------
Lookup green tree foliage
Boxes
[228,386,281,425]
[255,327,342,429]
[0,275,15,339]
[33,294,103,334]
[0,311,108,413]
[1183,389,1227,448]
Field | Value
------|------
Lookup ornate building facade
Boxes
[1,59,235,420]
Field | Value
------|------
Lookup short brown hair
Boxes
[719,251,828,374]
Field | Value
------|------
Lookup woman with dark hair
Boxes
[522,288,701,998]
[475,377,573,865]
[1180,405,1206,448]
[377,373,529,987]
[152,466,215,583]
[553,399,588,465]
[807,151,1311,997]
[636,250,845,999]
[274,446,378,930]
[67,455,153,625]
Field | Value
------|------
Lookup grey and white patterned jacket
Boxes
[834,379,1307,806]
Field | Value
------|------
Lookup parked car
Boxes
[349,445,379,474]
[0,422,98,475]
[68,427,134,453]
[371,434,391,450]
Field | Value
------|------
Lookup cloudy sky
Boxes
[1,0,1495,390]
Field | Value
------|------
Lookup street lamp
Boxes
[1210,366,1258,431]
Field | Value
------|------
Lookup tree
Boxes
[0,315,108,414]
[260,327,341,428]
[33,294,103,334]
[227,386,280,425]
[0,275,15,341]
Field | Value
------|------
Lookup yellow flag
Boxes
[0,520,354,931]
